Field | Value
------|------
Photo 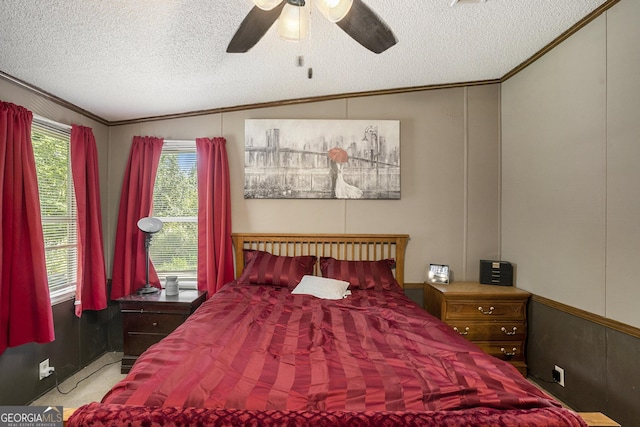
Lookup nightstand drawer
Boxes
[446,321,526,341]
[122,312,185,334]
[124,332,168,356]
[118,290,207,373]
[423,282,530,377]
[445,301,525,321]
[475,341,525,362]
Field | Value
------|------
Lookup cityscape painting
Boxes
[244,119,400,199]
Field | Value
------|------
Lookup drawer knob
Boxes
[453,326,470,335]
[477,306,494,315]
[152,322,158,327]
[501,326,518,335]
[501,347,517,358]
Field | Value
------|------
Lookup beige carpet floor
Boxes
[31,351,570,412]
[30,351,126,409]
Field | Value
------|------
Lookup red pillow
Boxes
[319,257,400,291]
[238,250,316,289]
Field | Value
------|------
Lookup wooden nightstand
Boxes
[118,289,207,373]
[424,281,531,376]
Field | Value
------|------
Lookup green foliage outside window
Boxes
[31,126,77,293]
[150,150,198,279]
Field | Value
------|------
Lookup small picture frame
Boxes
[428,264,450,284]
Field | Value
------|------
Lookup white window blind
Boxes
[31,118,77,301]
[150,142,198,286]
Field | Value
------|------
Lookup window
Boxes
[150,142,198,287]
[31,117,77,302]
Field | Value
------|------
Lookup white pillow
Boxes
[291,275,350,300]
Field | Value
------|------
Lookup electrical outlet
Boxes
[39,359,53,380]
[553,365,565,387]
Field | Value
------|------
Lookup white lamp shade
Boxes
[252,0,283,11]
[137,217,163,233]
[314,0,353,22]
[277,2,310,42]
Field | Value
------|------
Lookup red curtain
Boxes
[0,101,54,354]
[196,137,234,297]
[70,125,107,317]
[110,136,164,300]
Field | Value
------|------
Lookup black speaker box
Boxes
[479,260,513,286]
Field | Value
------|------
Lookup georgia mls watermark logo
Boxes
[0,406,63,427]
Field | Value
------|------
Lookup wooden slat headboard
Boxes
[231,233,410,288]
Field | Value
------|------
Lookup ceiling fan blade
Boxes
[336,0,397,54]
[227,2,286,53]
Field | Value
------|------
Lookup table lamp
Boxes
[137,217,163,295]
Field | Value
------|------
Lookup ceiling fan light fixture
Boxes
[227,0,395,54]
[314,0,353,22]
[252,0,284,11]
[277,2,310,42]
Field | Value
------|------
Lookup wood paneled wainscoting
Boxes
[527,295,639,427]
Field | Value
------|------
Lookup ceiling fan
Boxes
[226,0,397,54]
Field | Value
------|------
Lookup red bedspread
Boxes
[97,283,585,426]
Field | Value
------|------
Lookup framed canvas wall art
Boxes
[244,119,400,199]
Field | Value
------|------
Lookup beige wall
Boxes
[501,0,640,328]
[106,85,501,284]
[604,0,640,328]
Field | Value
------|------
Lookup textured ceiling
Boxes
[0,0,609,123]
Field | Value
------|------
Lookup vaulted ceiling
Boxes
[0,0,613,124]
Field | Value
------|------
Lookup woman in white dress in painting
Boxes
[328,147,363,199]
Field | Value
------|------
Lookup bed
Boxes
[67,233,589,427]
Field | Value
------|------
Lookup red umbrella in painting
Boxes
[328,147,348,164]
